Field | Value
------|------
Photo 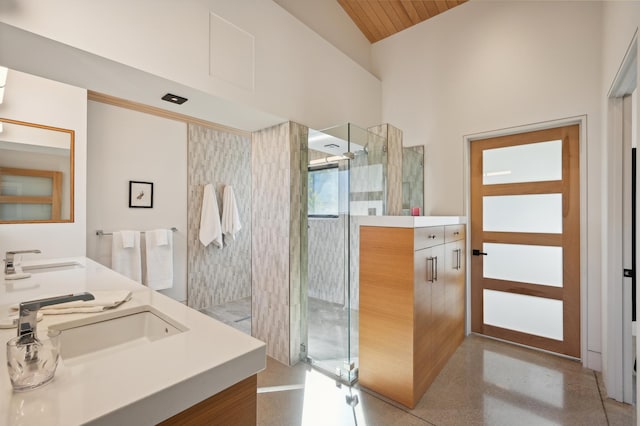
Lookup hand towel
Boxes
[111,230,142,283]
[199,184,223,248]
[153,228,169,246]
[222,185,242,241]
[144,228,174,290]
[120,230,136,248]
[10,291,132,315]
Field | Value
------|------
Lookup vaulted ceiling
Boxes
[337,0,468,43]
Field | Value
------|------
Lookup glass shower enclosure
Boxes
[303,123,387,383]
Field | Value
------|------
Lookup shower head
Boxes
[354,146,368,156]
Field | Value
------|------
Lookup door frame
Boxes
[602,31,638,403]
[462,115,588,367]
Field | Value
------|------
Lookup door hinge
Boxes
[624,268,634,278]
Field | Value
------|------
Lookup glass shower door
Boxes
[305,123,387,383]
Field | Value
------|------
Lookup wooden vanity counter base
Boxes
[159,374,257,426]
[359,224,466,409]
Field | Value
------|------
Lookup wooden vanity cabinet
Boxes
[359,224,466,409]
[158,375,257,425]
[443,225,466,354]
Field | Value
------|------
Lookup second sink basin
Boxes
[49,305,187,364]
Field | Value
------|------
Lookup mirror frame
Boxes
[0,117,75,224]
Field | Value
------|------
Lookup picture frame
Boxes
[129,181,153,208]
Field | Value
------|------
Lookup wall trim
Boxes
[88,91,250,138]
[462,115,590,369]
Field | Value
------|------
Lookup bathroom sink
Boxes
[49,305,187,364]
[22,260,84,273]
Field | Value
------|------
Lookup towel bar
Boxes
[96,227,178,236]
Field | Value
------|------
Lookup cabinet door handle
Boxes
[456,248,462,270]
[427,257,435,283]
[434,256,438,282]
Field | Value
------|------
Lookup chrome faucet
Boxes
[17,292,95,342]
[4,249,41,275]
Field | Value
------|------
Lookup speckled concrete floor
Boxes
[257,335,636,426]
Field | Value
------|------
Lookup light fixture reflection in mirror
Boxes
[0,118,74,223]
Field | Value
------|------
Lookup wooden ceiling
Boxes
[338,0,468,43]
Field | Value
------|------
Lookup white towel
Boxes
[111,231,142,283]
[199,184,223,248]
[10,291,132,315]
[153,228,169,246]
[222,185,242,241]
[144,228,174,290]
[120,230,136,248]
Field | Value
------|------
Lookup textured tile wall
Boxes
[387,124,404,216]
[308,217,346,305]
[187,124,251,310]
[402,146,425,215]
[368,124,403,215]
[252,121,307,365]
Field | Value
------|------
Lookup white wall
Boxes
[372,1,604,369]
[273,0,373,74]
[0,69,87,258]
[0,0,381,131]
[86,102,188,303]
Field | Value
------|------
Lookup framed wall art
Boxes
[129,180,153,208]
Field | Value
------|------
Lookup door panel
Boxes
[483,194,563,233]
[471,124,580,358]
[483,289,563,340]
[482,139,562,185]
[482,243,563,287]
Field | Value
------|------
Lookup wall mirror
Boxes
[0,118,74,223]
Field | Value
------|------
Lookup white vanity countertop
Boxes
[0,257,266,426]
[357,215,466,228]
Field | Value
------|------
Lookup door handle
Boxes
[472,249,487,256]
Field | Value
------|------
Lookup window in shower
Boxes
[308,164,339,217]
